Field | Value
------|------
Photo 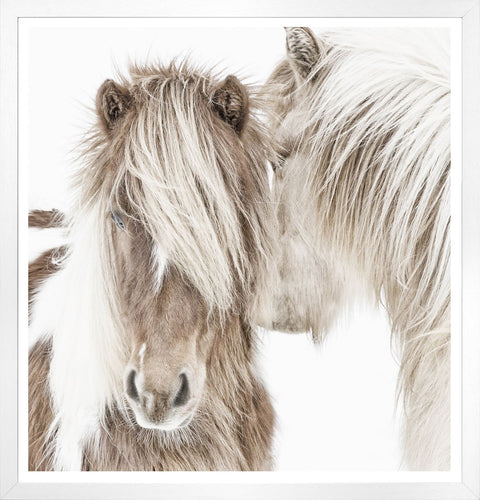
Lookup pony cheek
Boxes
[187,362,207,409]
[111,239,133,300]
[195,327,214,361]
[113,229,132,265]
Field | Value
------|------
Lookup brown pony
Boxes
[28,62,275,471]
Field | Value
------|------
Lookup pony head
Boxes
[262,27,450,339]
[71,62,274,431]
[265,27,451,470]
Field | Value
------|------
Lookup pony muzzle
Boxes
[124,368,195,430]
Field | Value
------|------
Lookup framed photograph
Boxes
[1,1,479,499]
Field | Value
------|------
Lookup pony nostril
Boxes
[173,373,190,407]
[126,369,139,401]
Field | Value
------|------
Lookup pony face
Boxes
[110,212,212,430]
[75,63,274,431]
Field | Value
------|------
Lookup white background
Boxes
[25,20,407,471]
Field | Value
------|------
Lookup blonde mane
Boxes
[298,30,449,340]
[264,28,451,469]
[75,61,275,316]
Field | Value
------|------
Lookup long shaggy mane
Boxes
[265,28,451,469]
[267,27,450,343]
[75,60,275,317]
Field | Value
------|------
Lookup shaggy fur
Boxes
[262,28,450,470]
[28,246,67,312]
[28,339,55,471]
[28,61,276,471]
[28,209,64,228]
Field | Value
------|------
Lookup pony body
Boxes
[28,62,275,471]
[263,28,450,470]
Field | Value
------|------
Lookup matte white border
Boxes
[18,17,459,28]
[2,1,479,499]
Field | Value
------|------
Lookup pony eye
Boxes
[111,211,126,230]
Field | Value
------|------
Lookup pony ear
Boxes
[285,27,323,79]
[212,75,249,135]
[96,79,131,132]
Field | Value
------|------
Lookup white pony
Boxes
[263,28,450,470]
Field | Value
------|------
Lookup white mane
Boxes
[267,28,451,469]
[279,28,450,341]
[30,202,129,469]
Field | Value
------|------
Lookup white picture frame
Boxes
[1,1,479,499]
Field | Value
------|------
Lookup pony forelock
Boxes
[74,61,275,316]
